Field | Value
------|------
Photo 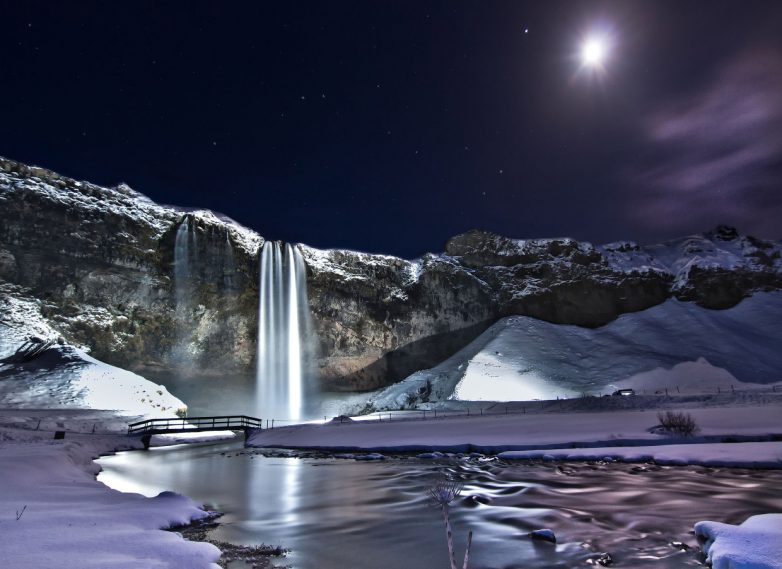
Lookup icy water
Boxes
[98,441,782,569]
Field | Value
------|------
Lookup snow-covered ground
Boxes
[0,418,221,569]
[248,403,782,457]
[0,293,230,569]
[371,292,782,410]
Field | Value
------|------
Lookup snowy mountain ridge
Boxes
[2,155,781,390]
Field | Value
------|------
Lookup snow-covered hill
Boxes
[372,291,782,408]
[0,285,186,416]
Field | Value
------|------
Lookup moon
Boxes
[581,35,608,67]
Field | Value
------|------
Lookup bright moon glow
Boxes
[581,36,607,67]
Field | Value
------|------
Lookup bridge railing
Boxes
[128,415,263,435]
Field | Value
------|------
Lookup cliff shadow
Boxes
[325,319,496,392]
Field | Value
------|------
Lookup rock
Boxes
[417,451,445,459]
[596,552,613,566]
[353,453,385,461]
[329,415,354,423]
[2,156,781,390]
[529,529,557,544]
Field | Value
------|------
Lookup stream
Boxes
[97,440,782,569]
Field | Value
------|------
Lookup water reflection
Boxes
[98,443,782,569]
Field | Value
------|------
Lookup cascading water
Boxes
[173,217,197,363]
[256,242,313,421]
[174,218,191,308]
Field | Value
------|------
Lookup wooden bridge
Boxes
[128,415,263,448]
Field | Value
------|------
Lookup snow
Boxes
[0,164,179,239]
[0,423,221,569]
[248,403,782,458]
[0,159,263,257]
[600,231,782,287]
[0,285,61,357]
[300,243,421,281]
[499,441,782,468]
[695,514,782,569]
[0,290,237,568]
[371,291,782,409]
[0,344,188,416]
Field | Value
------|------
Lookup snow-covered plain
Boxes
[371,292,782,409]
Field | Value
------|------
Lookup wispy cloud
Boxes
[630,49,782,238]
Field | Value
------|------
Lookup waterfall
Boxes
[223,231,237,290]
[173,217,197,364]
[256,241,313,421]
[174,218,191,309]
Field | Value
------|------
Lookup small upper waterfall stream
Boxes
[256,241,313,421]
[174,217,193,308]
[173,217,197,364]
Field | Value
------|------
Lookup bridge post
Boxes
[141,434,152,450]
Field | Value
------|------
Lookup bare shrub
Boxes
[428,476,473,569]
[657,411,699,436]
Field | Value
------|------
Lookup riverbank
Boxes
[248,399,782,468]
[0,410,223,569]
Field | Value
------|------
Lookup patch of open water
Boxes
[98,441,782,569]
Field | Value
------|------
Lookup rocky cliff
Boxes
[1,156,781,390]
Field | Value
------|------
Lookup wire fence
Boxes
[1,385,779,436]
[254,383,782,428]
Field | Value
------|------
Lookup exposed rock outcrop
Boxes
[1,156,781,390]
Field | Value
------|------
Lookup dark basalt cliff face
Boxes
[2,157,781,390]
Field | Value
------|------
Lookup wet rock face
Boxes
[1,157,781,390]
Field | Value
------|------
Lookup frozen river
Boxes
[98,441,782,569]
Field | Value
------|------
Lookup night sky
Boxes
[2,1,781,258]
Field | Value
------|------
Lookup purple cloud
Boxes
[630,49,782,238]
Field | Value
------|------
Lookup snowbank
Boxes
[0,425,221,569]
[499,441,782,468]
[695,514,782,569]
